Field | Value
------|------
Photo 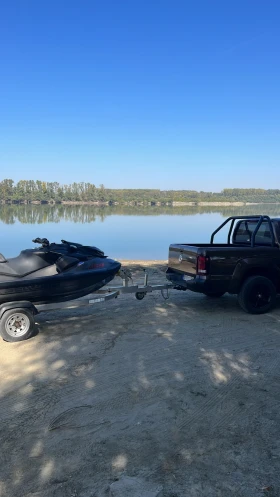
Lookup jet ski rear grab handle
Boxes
[0,268,173,317]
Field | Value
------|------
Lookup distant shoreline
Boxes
[1,200,280,207]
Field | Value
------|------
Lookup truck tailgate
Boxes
[168,244,199,275]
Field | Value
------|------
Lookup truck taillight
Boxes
[197,255,209,275]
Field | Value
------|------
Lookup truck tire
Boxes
[0,308,35,342]
[238,276,276,314]
[204,291,225,298]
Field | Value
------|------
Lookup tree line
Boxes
[1,179,280,204]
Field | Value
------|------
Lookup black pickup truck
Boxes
[166,215,280,314]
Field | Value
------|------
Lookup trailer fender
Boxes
[0,301,38,319]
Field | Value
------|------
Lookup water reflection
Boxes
[1,204,280,259]
[1,203,280,225]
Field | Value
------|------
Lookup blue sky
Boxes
[0,1,279,191]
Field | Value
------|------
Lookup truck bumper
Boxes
[166,268,204,291]
[166,268,227,294]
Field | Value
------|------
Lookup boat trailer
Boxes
[0,268,173,342]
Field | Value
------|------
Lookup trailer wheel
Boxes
[0,308,35,342]
[135,292,146,301]
[238,276,276,314]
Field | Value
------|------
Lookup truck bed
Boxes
[168,242,280,279]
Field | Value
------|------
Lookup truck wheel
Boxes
[238,276,276,314]
[0,308,35,342]
[204,292,225,298]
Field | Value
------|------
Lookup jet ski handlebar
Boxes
[32,237,50,247]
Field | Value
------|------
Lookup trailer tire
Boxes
[0,308,35,342]
[238,276,276,314]
[135,292,146,300]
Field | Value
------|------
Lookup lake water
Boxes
[1,204,280,260]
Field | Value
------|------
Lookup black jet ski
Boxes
[0,237,121,305]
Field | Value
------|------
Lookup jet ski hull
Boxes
[0,258,121,305]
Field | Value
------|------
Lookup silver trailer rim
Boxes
[5,312,30,338]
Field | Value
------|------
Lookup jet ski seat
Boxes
[0,254,7,263]
[0,250,52,277]
[0,250,80,277]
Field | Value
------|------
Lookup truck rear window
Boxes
[233,221,273,245]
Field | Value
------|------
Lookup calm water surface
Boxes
[1,204,280,260]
